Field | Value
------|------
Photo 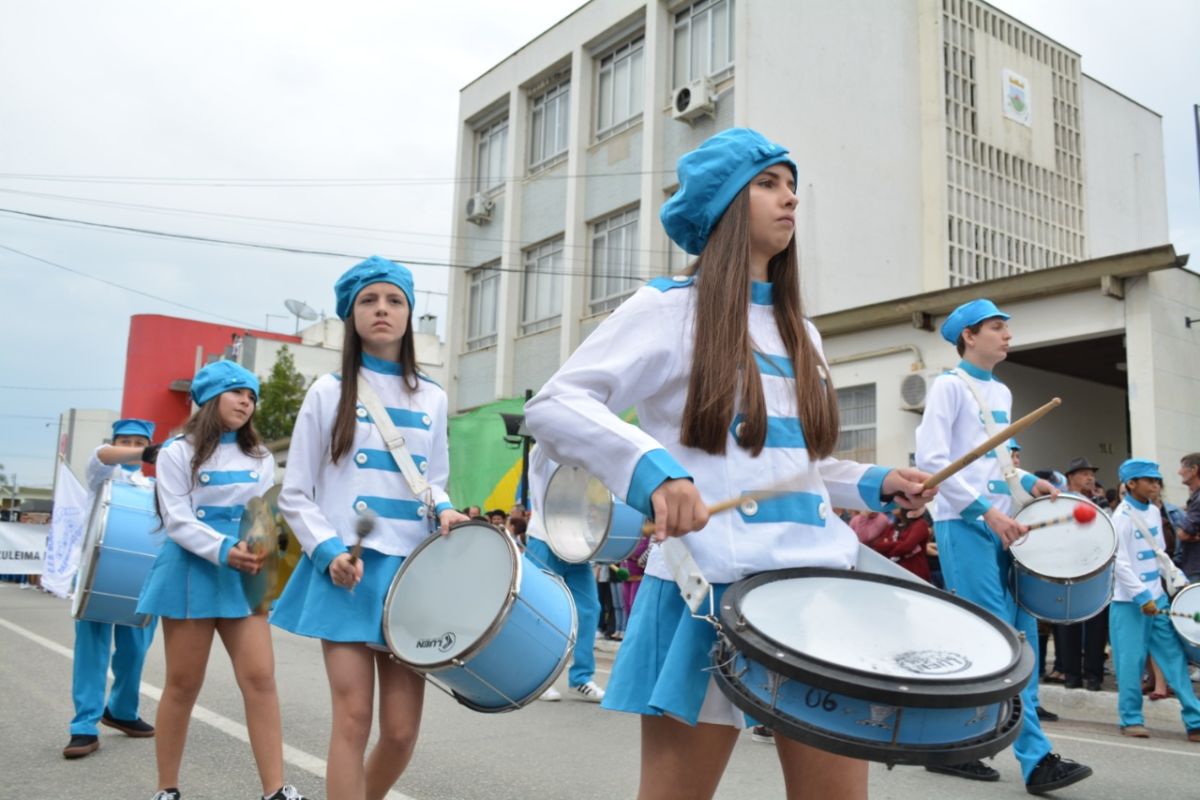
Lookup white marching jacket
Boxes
[279,358,453,568]
[155,434,275,566]
[524,278,893,585]
[914,365,1037,523]
[85,446,151,494]
[1111,498,1167,606]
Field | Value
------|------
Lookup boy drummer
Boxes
[915,299,1093,794]
[64,418,161,758]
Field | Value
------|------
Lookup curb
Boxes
[1039,683,1193,728]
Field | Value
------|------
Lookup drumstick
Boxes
[638,485,796,537]
[349,510,376,564]
[1022,504,1098,531]
[1157,609,1200,623]
[923,398,1062,490]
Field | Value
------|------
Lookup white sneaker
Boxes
[750,725,775,744]
[539,686,562,701]
[570,681,605,702]
[1189,665,1200,682]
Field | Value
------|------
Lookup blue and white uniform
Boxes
[137,433,275,618]
[915,361,1051,780]
[524,445,601,689]
[270,353,454,646]
[70,449,157,736]
[1109,495,1200,732]
[525,276,892,727]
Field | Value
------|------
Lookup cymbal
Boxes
[239,495,278,614]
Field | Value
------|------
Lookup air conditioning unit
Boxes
[465,192,494,225]
[899,369,948,413]
[672,78,716,123]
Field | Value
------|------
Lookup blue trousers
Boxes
[935,519,1052,780]
[70,618,157,735]
[525,538,600,687]
[1109,598,1200,731]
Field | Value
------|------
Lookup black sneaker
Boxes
[1063,675,1083,689]
[102,707,156,737]
[1036,706,1060,722]
[62,734,99,759]
[151,791,181,800]
[1025,753,1093,795]
[263,785,306,800]
[1084,678,1102,692]
[925,760,1000,782]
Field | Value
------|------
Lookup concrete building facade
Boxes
[445,0,1198,502]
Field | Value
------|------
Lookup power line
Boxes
[0,385,123,392]
[0,207,678,278]
[0,244,259,326]
[0,168,677,187]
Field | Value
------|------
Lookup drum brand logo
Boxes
[416,632,456,652]
[894,650,972,675]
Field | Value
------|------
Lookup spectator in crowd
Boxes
[466,505,482,519]
[596,563,616,640]
[1176,453,1200,583]
[509,503,527,524]
[487,508,507,528]
[848,509,891,545]
[506,517,527,550]
[865,507,932,582]
[1057,457,1109,692]
[925,528,944,590]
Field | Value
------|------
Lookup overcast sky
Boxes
[2,0,1198,489]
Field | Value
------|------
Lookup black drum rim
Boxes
[712,653,1024,766]
[719,567,1033,707]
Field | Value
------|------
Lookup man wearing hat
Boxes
[1056,457,1109,691]
[1109,459,1200,741]
[917,299,1093,793]
[63,419,161,759]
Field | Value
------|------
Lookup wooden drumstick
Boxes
[1022,504,1098,532]
[922,398,1062,490]
[1158,609,1200,623]
[639,486,795,537]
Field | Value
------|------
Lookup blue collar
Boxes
[219,431,238,444]
[362,352,403,375]
[1126,495,1150,511]
[957,360,993,381]
[120,464,139,473]
[750,281,773,306]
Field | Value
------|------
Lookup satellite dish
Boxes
[284,299,319,334]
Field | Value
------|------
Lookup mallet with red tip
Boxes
[1023,502,1098,531]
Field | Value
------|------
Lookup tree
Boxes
[255,346,308,443]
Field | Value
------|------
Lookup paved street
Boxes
[3,582,1198,800]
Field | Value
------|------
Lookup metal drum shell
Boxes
[1169,583,1200,666]
[72,481,159,628]
[543,464,645,564]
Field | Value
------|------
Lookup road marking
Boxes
[1050,731,1200,759]
[0,615,417,800]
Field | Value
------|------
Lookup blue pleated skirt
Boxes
[137,536,252,620]
[270,548,404,646]
[603,575,753,727]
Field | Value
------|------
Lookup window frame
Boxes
[833,383,877,464]
[595,35,645,140]
[672,0,736,89]
[588,206,641,314]
[529,78,571,170]
[465,262,501,352]
[474,117,509,195]
[521,236,564,334]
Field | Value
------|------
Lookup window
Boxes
[589,208,640,313]
[475,118,508,193]
[521,237,563,333]
[465,262,500,350]
[834,384,876,463]
[596,36,644,138]
[530,79,570,168]
[673,0,735,88]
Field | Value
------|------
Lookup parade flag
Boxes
[41,461,89,598]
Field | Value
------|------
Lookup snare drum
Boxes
[713,568,1031,766]
[72,481,159,627]
[1169,583,1200,667]
[1010,494,1115,623]
[382,520,576,712]
[542,464,645,563]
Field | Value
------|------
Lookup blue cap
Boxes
[1008,438,1021,452]
[1118,458,1163,483]
[191,361,260,407]
[112,418,155,440]
[661,128,797,256]
[940,298,1011,345]
[334,256,415,320]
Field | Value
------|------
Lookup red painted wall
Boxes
[121,315,299,445]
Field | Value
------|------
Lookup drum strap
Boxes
[356,376,435,524]
[1123,504,1188,597]
[951,369,1034,509]
[659,538,713,616]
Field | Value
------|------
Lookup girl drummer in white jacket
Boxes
[524,128,932,800]
[138,360,305,800]
[270,256,466,800]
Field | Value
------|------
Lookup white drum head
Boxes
[1011,495,1115,579]
[542,465,614,562]
[384,522,518,666]
[1171,584,1200,647]
[740,576,1014,679]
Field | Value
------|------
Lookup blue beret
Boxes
[1118,459,1162,483]
[661,128,797,256]
[112,418,155,440]
[1008,438,1021,452]
[940,298,1011,345]
[191,361,260,407]
[334,256,415,320]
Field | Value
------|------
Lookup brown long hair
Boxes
[181,399,267,485]
[329,314,419,464]
[679,189,840,459]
